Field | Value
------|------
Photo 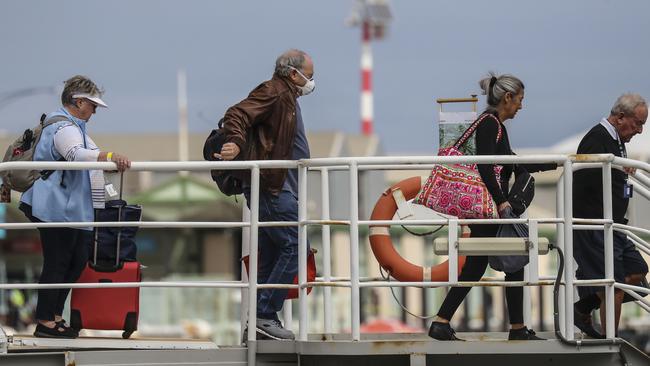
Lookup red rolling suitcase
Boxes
[70,174,141,339]
[70,261,140,338]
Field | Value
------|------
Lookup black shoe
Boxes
[33,323,77,339]
[56,320,79,338]
[428,321,464,341]
[573,306,605,339]
[508,326,545,340]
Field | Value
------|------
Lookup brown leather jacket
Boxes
[223,75,299,193]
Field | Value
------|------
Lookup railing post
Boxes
[283,300,293,333]
[523,272,531,328]
[447,219,458,284]
[523,219,539,327]
[247,166,260,366]
[349,161,361,341]
[602,162,615,338]
[556,173,566,336]
[321,168,334,334]
[563,160,575,340]
[0,326,7,354]
[241,205,251,343]
[527,220,539,283]
[298,163,309,341]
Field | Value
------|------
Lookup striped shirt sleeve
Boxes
[53,124,100,162]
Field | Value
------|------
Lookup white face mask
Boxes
[289,66,315,96]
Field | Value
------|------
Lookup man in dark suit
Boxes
[572,93,648,338]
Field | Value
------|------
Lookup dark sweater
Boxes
[474,113,557,205]
[573,123,629,224]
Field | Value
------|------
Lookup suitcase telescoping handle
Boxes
[93,172,125,269]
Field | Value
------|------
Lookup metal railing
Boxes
[1,154,650,364]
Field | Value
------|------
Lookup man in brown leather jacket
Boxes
[217,49,315,340]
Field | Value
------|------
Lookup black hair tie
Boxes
[489,76,497,90]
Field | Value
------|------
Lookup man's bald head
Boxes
[274,49,311,77]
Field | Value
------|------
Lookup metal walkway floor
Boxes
[1,332,649,366]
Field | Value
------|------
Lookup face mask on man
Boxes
[288,66,315,96]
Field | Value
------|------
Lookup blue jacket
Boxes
[21,108,95,228]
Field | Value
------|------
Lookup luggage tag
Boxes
[105,183,119,198]
[623,182,633,198]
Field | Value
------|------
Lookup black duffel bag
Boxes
[92,199,142,263]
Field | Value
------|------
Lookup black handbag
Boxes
[489,208,529,273]
[508,168,535,216]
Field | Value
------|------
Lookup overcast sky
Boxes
[1,0,649,154]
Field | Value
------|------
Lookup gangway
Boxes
[1,333,648,366]
[0,155,649,365]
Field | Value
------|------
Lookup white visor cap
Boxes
[72,93,108,108]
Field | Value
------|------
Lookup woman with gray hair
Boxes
[19,75,131,338]
[428,73,556,341]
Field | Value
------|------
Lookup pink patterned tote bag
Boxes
[413,114,502,219]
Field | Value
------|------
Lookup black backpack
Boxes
[202,118,243,196]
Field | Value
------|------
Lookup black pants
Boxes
[35,226,91,321]
[437,224,525,325]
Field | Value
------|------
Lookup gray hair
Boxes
[479,72,525,111]
[61,75,104,106]
[610,93,647,116]
[274,49,309,77]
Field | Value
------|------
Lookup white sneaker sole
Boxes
[256,327,294,341]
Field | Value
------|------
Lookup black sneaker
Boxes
[428,321,464,341]
[33,323,77,339]
[573,306,604,339]
[508,326,545,340]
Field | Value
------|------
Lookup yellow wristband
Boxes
[106,152,113,161]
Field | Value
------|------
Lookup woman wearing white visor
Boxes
[19,75,131,338]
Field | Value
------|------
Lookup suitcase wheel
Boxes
[122,312,138,339]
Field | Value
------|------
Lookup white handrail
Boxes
[0,160,298,171]
[632,169,650,188]
[0,278,612,291]
[613,156,650,173]
[616,228,650,256]
[2,153,649,351]
[615,283,650,296]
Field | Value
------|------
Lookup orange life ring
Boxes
[369,176,467,282]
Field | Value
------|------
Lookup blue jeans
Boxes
[244,189,308,319]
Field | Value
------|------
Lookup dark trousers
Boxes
[35,227,91,321]
[437,224,525,325]
[244,189,307,319]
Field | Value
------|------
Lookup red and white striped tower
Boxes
[361,20,374,135]
[348,0,392,136]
